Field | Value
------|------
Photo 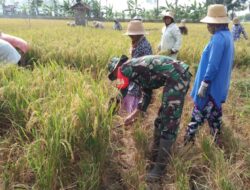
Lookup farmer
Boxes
[93,21,104,29]
[108,55,191,181]
[113,19,122,31]
[116,20,152,114]
[184,4,234,146]
[0,32,29,66]
[108,20,152,114]
[178,19,188,35]
[231,17,248,41]
[0,39,21,65]
[158,11,182,59]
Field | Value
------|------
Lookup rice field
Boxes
[0,18,249,190]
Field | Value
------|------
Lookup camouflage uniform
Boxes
[121,55,191,140]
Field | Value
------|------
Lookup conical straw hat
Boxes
[124,20,148,35]
[200,4,230,24]
[233,17,240,24]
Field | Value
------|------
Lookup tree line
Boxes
[0,0,249,21]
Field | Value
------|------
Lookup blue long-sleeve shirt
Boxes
[191,29,234,109]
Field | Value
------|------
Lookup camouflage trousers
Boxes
[185,99,222,141]
[154,71,191,141]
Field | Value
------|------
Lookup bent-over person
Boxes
[108,55,192,181]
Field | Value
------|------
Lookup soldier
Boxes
[108,55,192,181]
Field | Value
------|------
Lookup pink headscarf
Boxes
[0,33,29,53]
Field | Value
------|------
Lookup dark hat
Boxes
[108,55,128,81]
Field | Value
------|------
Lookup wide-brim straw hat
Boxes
[200,4,230,24]
[162,11,175,20]
[233,17,240,24]
[124,20,148,35]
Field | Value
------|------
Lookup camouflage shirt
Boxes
[121,55,190,111]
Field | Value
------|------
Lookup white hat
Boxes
[162,11,175,20]
[124,20,148,35]
[200,4,230,24]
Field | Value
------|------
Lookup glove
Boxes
[198,81,209,98]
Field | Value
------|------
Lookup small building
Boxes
[70,0,91,26]
[3,5,16,15]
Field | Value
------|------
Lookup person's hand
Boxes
[184,133,195,145]
[157,45,161,52]
[198,81,209,98]
[124,109,143,126]
[170,49,178,54]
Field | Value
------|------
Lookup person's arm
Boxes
[137,88,153,112]
[158,26,166,52]
[142,41,153,56]
[241,25,248,40]
[124,88,152,126]
[197,35,225,98]
[145,43,153,55]
[172,25,182,53]
[203,35,225,82]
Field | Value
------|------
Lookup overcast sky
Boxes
[100,0,249,15]
[5,0,250,15]
[100,0,206,11]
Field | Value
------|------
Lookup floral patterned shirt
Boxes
[232,24,248,41]
[128,36,152,97]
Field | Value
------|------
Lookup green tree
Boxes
[156,0,159,18]
[89,0,102,18]
[52,0,58,16]
[59,0,73,16]
[103,5,114,19]
[161,0,206,22]
[124,0,143,19]
[30,0,43,15]
[205,0,248,14]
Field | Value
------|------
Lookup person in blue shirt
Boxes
[184,4,234,146]
[231,17,248,41]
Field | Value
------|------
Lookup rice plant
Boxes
[0,19,249,189]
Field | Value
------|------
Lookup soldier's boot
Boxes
[149,126,161,164]
[146,138,173,182]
